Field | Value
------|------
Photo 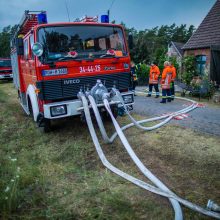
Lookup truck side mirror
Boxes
[16,38,24,55]
[128,33,133,50]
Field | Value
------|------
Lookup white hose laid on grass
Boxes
[89,94,182,218]
[80,94,220,219]
[103,98,183,220]
[114,89,198,132]
[89,91,197,144]
[110,95,198,142]
[89,91,197,220]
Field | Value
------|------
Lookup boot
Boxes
[155,95,159,98]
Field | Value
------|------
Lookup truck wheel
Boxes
[28,96,34,118]
[37,113,52,133]
[39,119,51,133]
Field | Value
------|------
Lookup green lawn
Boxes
[0,81,219,219]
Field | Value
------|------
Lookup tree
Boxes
[128,23,195,65]
[0,25,18,57]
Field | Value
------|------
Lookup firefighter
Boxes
[130,61,138,95]
[170,62,176,101]
[147,62,160,98]
[160,61,172,103]
[135,62,141,72]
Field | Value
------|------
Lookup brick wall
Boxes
[184,48,211,76]
[184,48,211,65]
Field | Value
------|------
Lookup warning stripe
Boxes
[174,114,189,120]
[197,103,206,108]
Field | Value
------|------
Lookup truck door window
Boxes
[30,35,34,60]
[24,39,28,60]
[110,33,123,50]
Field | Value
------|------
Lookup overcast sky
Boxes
[0,0,216,31]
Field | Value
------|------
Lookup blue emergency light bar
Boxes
[101,15,109,23]
[37,12,47,24]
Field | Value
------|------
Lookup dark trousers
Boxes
[161,89,171,103]
[148,84,160,96]
[132,81,138,91]
[170,82,175,100]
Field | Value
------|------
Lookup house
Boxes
[182,0,220,84]
[167,41,184,62]
[167,41,185,77]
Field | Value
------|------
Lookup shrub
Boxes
[182,71,194,85]
[182,56,196,85]
[136,63,150,85]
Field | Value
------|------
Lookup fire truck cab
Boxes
[11,11,134,131]
[0,58,13,80]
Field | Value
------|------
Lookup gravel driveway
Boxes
[132,90,220,136]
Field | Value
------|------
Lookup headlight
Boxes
[122,94,133,104]
[50,105,67,117]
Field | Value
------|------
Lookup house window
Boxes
[196,55,206,75]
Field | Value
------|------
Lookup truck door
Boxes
[20,38,29,90]
[29,34,37,84]
[22,35,37,89]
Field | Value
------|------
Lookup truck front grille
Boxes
[36,72,131,101]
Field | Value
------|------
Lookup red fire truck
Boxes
[11,11,134,131]
[0,58,13,80]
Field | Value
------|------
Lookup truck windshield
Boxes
[38,25,127,62]
[0,60,11,67]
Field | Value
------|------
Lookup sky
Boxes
[0,0,216,31]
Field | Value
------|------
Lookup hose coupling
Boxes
[207,200,220,212]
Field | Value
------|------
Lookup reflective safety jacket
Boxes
[131,66,138,81]
[149,65,160,84]
[170,65,176,82]
[161,66,172,89]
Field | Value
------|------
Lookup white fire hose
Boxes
[78,87,220,219]
[88,94,183,219]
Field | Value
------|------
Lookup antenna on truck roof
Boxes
[64,0,71,22]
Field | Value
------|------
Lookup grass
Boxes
[0,81,219,219]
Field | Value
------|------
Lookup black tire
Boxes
[39,119,51,133]
[36,113,52,133]
[28,96,34,119]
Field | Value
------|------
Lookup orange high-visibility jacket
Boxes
[149,65,160,84]
[161,66,172,89]
[170,65,176,82]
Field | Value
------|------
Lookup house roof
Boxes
[171,41,185,57]
[182,0,220,50]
